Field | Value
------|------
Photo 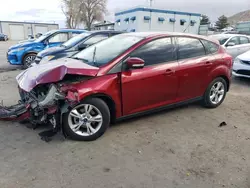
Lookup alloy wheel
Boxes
[24,55,36,67]
[68,104,103,136]
[209,81,225,105]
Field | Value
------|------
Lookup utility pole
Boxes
[149,0,153,31]
[149,0,153,7]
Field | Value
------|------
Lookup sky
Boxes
[0,0,249,28]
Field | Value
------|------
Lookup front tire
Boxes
[62,98,110,141]
[202,77,227,108]
[23,53,36,68]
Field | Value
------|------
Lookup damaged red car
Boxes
[0,32,233,141]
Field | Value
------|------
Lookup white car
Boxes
[233,50,250,78]
[210,34,250,58]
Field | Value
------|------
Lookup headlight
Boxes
[234,58,241,64]
[10,47,25,53]
[43,55,55,61]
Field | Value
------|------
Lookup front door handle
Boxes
[164,69,175,75]
[205,61,212,65]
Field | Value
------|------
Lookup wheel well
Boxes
[218,75,230,91]
[86,94,116,123]
[22,52,37,64]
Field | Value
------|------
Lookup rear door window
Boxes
[176,37,206,60]
[227,37,240,46]
[201,40,219,54]
[239,36,250,44]
[130,37,176,66]
[48,33,68,43]
[83,34,109,46]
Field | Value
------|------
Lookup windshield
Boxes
[210,35,230,45]
[72,35,143,67]
[62,32,91,48]
[35,30,57,42]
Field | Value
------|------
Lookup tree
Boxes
[61,0,107,30]
[215,15,229,30]
[200,15,210,25]
[61,0,82,28]
[79,0,107,30]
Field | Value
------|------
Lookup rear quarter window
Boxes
[201,40,219,54]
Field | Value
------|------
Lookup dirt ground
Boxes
[1,41,250,188]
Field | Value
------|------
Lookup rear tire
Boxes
[202,77,227,108]
[62,98,110,141]
[23,53,37,68]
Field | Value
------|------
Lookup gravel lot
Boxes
[1,41,250,188]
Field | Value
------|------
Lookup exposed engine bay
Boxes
[0,58,99,141]
[0,75,90,142]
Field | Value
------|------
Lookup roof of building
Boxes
[0,20,58,25]
[115,6,201,17]
[92,21,115,27]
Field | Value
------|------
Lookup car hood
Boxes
[237,50,250,61]
[18,39,36,44]
[16,58,99,92]
[38,46,66,57]
[9,41,39,50]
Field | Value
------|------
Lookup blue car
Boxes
[34,30,124,65]
[7,29,86,67]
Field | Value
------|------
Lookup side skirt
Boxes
[116,96,203,122]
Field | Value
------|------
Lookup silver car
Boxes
[233,50,250,78]
[210,34,250,58]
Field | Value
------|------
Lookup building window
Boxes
[130,16,136,23]
[169,18,176,23]
[158,17,165,24]
[116,19,121,26]
[144,16,151,23]
[190,20,196,26]
[124,18,129,24]
[180,19,186,26]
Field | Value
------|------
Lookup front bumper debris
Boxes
[0,103,29,120]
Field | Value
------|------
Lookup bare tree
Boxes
[61,0,81,28]
[79,0,107,30]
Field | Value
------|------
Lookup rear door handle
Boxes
[164,69,175,75]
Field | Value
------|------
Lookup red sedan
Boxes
[1,32,233,141]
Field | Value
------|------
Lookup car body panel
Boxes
[1,32,231,129]
[16,58,99,92]
[210,34,250,59]
[233,50,250,78]
[121,61,179,115]
[176,55,216,101]
[7,29,86,65]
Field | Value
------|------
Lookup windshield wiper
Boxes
[92,46,98,67]
[71,56,89,63]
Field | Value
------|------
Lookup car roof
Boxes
[88,30,125,34]
[120,32,219,44]
[211,34,248,38]
[57,29,87,32]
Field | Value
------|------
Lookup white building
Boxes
[0,21,59,40]
[91,21,115,31]
[114,7,201,34]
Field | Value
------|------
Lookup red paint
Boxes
[59,34,232,119]
[12,32,232,121]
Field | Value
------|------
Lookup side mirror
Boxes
[125,57,145,69]
[227,42,236,47]
[78,43,88,50]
